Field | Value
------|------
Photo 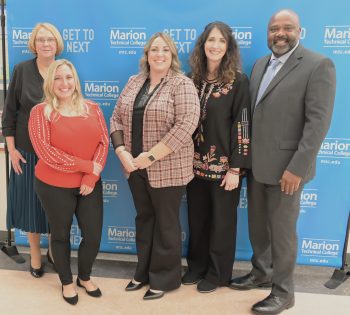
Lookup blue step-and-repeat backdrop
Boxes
[6,0,350,267]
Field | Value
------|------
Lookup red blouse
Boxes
[29,101,109,188]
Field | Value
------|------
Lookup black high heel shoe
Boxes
[143,289,165,300]
[77,278,102,297]
[62,286,78,305]
[29,256,43,278]
[30,265,43,278]
[125,280,146,291]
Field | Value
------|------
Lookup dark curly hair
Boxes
[190,21,241,86]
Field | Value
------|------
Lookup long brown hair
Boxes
[190,21,241,86]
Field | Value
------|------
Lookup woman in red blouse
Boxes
[29,59,109,305]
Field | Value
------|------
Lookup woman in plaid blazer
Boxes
[110,32,200,300]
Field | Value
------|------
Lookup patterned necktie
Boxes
[255,58,280,106]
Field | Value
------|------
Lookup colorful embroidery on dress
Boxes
[194,80,234,146]
[237,108,250,156]
[193,145,229,179]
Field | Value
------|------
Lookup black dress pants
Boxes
[186,176,241,285]
[247,172,302,298]
[128,169,185,291]
[35,178,103,285]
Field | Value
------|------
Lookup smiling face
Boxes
[35,27,57,59]
[53,64,76,103]
[147,36,172,77]
[267,11,301,57]
[204,27,227,66]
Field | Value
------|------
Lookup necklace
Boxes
[194,81,214,145]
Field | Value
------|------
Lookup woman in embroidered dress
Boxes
[182,21,251,293]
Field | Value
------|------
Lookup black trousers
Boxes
[247,172,302,298]
[186,176,241,286]
[35,178,103,285]
[128,170,185,291]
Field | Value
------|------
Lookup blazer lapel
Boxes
[251,56,270,112]
[257,46,304,105]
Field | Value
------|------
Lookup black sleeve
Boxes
[110,130,125,150]
[2,65,21,137]
[229,73,252,169]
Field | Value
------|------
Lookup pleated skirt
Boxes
[6,148,49,233]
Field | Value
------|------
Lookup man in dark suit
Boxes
[229,9,336,314]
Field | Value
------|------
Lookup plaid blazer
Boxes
[110,70,200,188]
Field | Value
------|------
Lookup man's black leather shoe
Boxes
[143,289,164,300]
[252,294,295,314]
[125,280,146,291]
[229,273,272,290]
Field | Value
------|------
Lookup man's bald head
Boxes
[267,9,301,57]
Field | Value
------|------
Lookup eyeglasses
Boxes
[35,37,56,44]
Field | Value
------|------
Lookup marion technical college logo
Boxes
[323,25,350,55]
[102,179,118,204]
[109,27,147,55]
[231,26,253,49]
[300,189,318,210]
[107,226,135,251]
[11,27,32,54]
[83,80,120,108]
[318,138,350,166]
[300,238,340,265]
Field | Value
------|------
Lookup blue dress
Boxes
[2,58,49,233]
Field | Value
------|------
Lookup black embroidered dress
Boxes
[192,72,251,180]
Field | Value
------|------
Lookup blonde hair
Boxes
[43,59,87,120]
[140,32,181,75]
[28,22,64,56]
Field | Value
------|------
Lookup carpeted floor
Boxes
[0,248,349,315]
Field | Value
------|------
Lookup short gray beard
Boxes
[269,39,297,56]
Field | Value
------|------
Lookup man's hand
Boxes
[279,170,302,195]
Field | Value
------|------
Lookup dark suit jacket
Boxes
[250,45,336,185]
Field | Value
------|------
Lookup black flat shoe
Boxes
[125,280,146,291]
[197,279,217,293]
[77,278,102,297]
[182,271,203,285]
[62,286,78,305]
[30,265,43,278]
[46,250,54,265]
[143,289,164,300]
